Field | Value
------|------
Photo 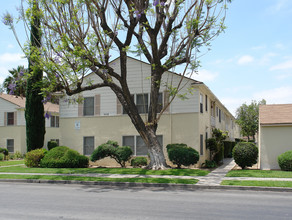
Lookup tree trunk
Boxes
[144,127,168,170]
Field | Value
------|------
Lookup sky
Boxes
[0,0,292,116]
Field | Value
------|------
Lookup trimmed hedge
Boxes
[131,157,148,168]
[232,142,258,169]
[40,146,89,168]
[25,148,48,167]
[166,143,199,168]
[223,141,236,158]
[91,141,132,168]
[278,151,292,171]
[0,148,9,156]
[47,141,58,151]
[0,153,4,161]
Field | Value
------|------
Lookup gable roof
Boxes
[259,104,292,125]
[0,93,59,113]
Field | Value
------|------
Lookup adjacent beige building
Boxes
[259,104,292,170]
[58,57,241,166]
[0,93,60,154]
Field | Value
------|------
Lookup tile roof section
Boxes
[259,104,292,125]
[0,93,59,113]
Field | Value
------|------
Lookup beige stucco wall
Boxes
[259,125,292,170]
[0,126,26,154]
[0,126,60,154]
[59,112,203,167]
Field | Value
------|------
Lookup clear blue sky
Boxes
[0,0,292,115]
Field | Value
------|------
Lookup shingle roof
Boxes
[0,93,59,113]
[259,104,292,125]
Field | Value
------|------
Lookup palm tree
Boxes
[3,65,27,96]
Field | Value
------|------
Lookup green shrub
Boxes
[166,143,199,168]
[214,145,224,164]
[202,160,217,168]
[0,148,9,156]
[131,157,148,168]
[13,151,23,159]
[91,141,133,168]
[278,151,292,171]
[223,141,236,158]
[25,148,48,167]
[232,142,258,169]
[0,153,4,161]
[40,146,89,168]
[47,141,58,151]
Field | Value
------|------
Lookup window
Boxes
[205,132,208,151]
[123,135,163,156]
[219,109,221,123]
[136,94,148,114]
[157,93,163,113]
[205,95,208,112]
[123,93,163,114]
[200,94,203,113]
[51,116,59,127]
[83,97,94,116]
[200,134,204,155]
[7,112,14,126]
[83,136,94,155]
[7,139,14,153]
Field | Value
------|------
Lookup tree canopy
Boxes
[4,0,231,169]
[235,99,266,141]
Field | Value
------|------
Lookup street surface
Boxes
[0,182,291,219]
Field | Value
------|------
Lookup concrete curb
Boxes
[1,179,292,192]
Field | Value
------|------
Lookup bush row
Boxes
[25,146,89,168]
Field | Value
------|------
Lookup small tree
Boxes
[236,99,266,141]
[206,128,227,163]
[91,140,132,168]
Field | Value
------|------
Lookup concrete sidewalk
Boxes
[196,158,236,186]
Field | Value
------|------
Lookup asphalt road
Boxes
[0,182,291,220]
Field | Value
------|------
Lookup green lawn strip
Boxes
[0,174,198,184]
[221,180,292,188]
[0,160,25,166]
[0,166,209,176]
[226,170,292,178]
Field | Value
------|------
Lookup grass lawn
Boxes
[0,165,209,176]
[221,180,292,188]
[0,174,198,184]
[0,160,25,166]
[226,170,292,178]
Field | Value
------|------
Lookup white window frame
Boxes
[7,139,14,153]
[7,112,14,126]
[83,97,94,116]
[50,116,59,127]
[122,135,163,156]
[83,136,95,156]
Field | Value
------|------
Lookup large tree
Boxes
[25,0,46,151]
[236,99,266,141]
[3,66,27,96]
[9,0,231,169]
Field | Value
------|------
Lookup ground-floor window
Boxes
[7,139,14,153]
[122,135,163,156]
[83,136,94,156]
[200,134,204,155]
